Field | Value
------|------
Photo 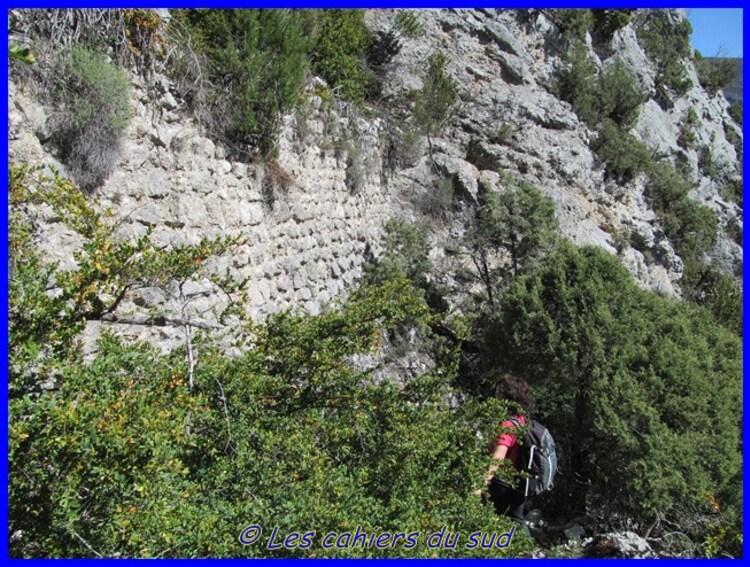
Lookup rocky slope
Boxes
[8,8,742,352]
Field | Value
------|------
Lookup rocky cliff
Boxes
[8,8,743,352]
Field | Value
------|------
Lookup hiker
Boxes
[476,372,532,524]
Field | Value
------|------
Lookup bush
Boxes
[491,243,742,549]
[558,48,644,129]
[10,272,535,557]
[646,162,718,269]
[556,42,598,127]
[590,9,633,42]
[694,51,737,96]
[719,178,743,208]
[698,145,718,178]
[413,52,458,153]
[459,181,558,313]
[728,99,742,126]
[553,9,594,42]
[598,58,646,128]
[8,165,236,396]
[683,267,742,337]
[677,107,699,149]
[311,10,373,102]
[592,119,652,180]
[174,9,313,158]
[635,11,693,98]
[50,48,131,190]
[365,218,431,288]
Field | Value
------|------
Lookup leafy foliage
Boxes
[556,43,598,127]
[365,218,431,288]
[590,9,633,42]
[677,107,699,149]
[174,9,314,158]
[9,163,537,558]
[598,59,646,128]
[10,269,534,556]
[472,181,558,283]
[646,162,718,268]
[413,52,458,152]
[694,51,738,96]
[9,165,237,397]
[311,10,373,102]
[49,48,131,190]
[591,119,652,180]
[558,50,645,130]
[635,10,693,99]
[9,41,36,63]
[489,243,741,546]
[728,99,742,126]
[553,9,595,43]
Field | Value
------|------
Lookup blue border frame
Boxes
[3,1,746,563]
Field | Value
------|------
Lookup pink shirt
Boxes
[492,415,526,469]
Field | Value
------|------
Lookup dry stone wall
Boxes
[9,8,742,352]
[10,77,398,351]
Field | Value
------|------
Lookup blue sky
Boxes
[687,8,743,58]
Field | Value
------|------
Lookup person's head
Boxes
[494,372,531,414]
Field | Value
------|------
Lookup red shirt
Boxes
[491,415,526,469]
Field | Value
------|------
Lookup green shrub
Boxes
[10,268,534,557]
[728,99,742,126]
[491,243,742,546]
[677,107,699,149]
[646,162,718,269]
[598,58,646,128]
[50,48,131,190]
[558,48,644,129]
[590,9,633,42]
[556,42,598,127]
[413,52,458,154]
[592,119,653,180]
[694,51,737,96]
[365,218,431,288]
[698,145,718,178]
[461,181,558,311]
[10,162,541,557]
[683,267,742,337]
[553,9,595,42]
[725,217,742,246]
[174,9,313,158]
[635,11,693,98]
[8,165,236,397]
[719,178,743,208]
[367,11,424,67]
[646,161,691,213]
[311,10,373,102]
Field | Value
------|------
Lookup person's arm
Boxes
[473,443,509,496]
[484,443,508,483]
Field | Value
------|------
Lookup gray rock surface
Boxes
[8,8,742,352]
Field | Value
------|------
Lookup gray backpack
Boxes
[510,417,558,497]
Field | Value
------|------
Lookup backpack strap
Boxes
[508,416,540,497]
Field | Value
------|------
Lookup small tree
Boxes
[598,58,646,128]
[557,42,599,127]
[413,51,457,159]
[465,181,558,308]
[49,48,131,190]
[492,243,742,550]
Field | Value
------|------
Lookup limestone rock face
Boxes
[9,9,742,352]
[584,531,655,559]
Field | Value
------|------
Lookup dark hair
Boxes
[494,372,531,414]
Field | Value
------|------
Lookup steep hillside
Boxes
[8,8,743,559]
[9,8,742,351]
